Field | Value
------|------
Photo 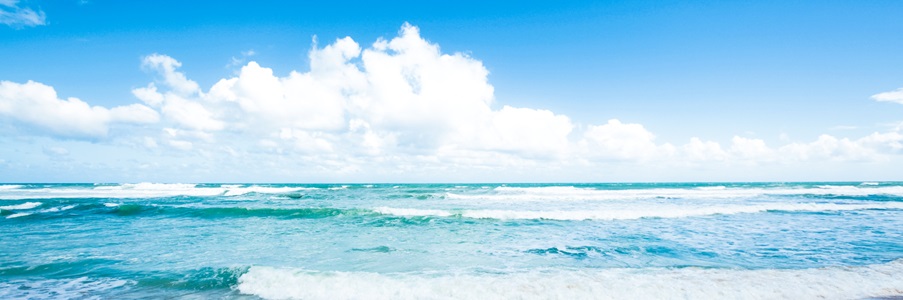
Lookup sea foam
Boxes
[0,183,319,199]
[222,186,315,197]
[0,277,131,299]
[445,185,903,202]
[373,202,903,220]
[237,259,903,300]
[0,202,42,210]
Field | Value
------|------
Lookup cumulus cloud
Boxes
[134,55,223,132]
[4,23,903,181]
[0,80,158,138]
[683,137,728,162]
[712,133,903,164]
[0,0,45,28]
[872,87,903,104]
[125,23,903,171]
[141,23,569,159]
[581,119,674,161]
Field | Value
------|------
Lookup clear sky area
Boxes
[1,0,903,182]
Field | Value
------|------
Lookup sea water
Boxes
[1,182,902,299]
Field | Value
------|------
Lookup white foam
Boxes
[0,185,23,190]
[0,183,225,200]
[328,185,349,190]
[238,259,903,300]
[0,202,42,210]
[373,207,453,217]
[103,203,120,207]
[223,186,315,197]
[9,184,322,198]
[5,212,31,219]
[695,186,726,190]
[373,202,903,221]
[93,182,199,190]
[0,277,130,299]
[40,205,77,213]
[861,182,880,186]
[446,185,903,202]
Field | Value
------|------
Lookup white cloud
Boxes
[478,106,573,157]
[5,23,903,181]
[857,131,903,153]
[582,119,673,161]
[872,88,903,104]
[0,80,158,138]
[142,54,201,96]
[778,134,874,162]
[126,24,903,174]
[42,146,69,156]
[134,56,224,132]
[0,0,45,28]
[683,137,728,162]
[729,136,775,162]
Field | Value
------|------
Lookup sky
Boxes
[1,0,903,183]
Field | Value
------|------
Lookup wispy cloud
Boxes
[0,0,46,28]
[872,87,903,104]
[829,125,858,131]
[227,49,257,69]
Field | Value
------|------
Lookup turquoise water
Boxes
[1,182,903,299]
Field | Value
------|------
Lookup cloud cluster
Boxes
[133,24,577,162]
[0,80,158,138]
[0,0,45,28]
[2,24,903,179]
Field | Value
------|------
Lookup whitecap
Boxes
[40,205,77,213]
[223,186,317,196]
[0,183,225,199]
[0,202,42,210]
[372,207,453,217]
[237,259,903,300]
[372,202,903,221]
[0,185,23,190]
[445,185,903,202]
[0,277,131,299]
[5,213,31,219]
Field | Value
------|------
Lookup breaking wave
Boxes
[237,259,903,300]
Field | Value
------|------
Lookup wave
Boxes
[372,207,453,217]
[5,212,31,219]
[237,259,903,300]
[108,205,357,219]
[3,183,903,201]
[374,202,903,221]
[8,201,901,222]
[0,202,364,221]
[446,185,903,202]
[39,205,77,213]
[222,186,316,197]
[0,183,317,200]
[0,184,23,190]
[0,201,42,210]
[0,277,131,299]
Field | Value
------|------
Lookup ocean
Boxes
[1,182,902,299]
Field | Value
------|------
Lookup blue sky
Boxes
[2,0,903,182]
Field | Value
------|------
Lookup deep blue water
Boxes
[1,182,902,299]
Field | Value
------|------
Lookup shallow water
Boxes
[1,182,902,299]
